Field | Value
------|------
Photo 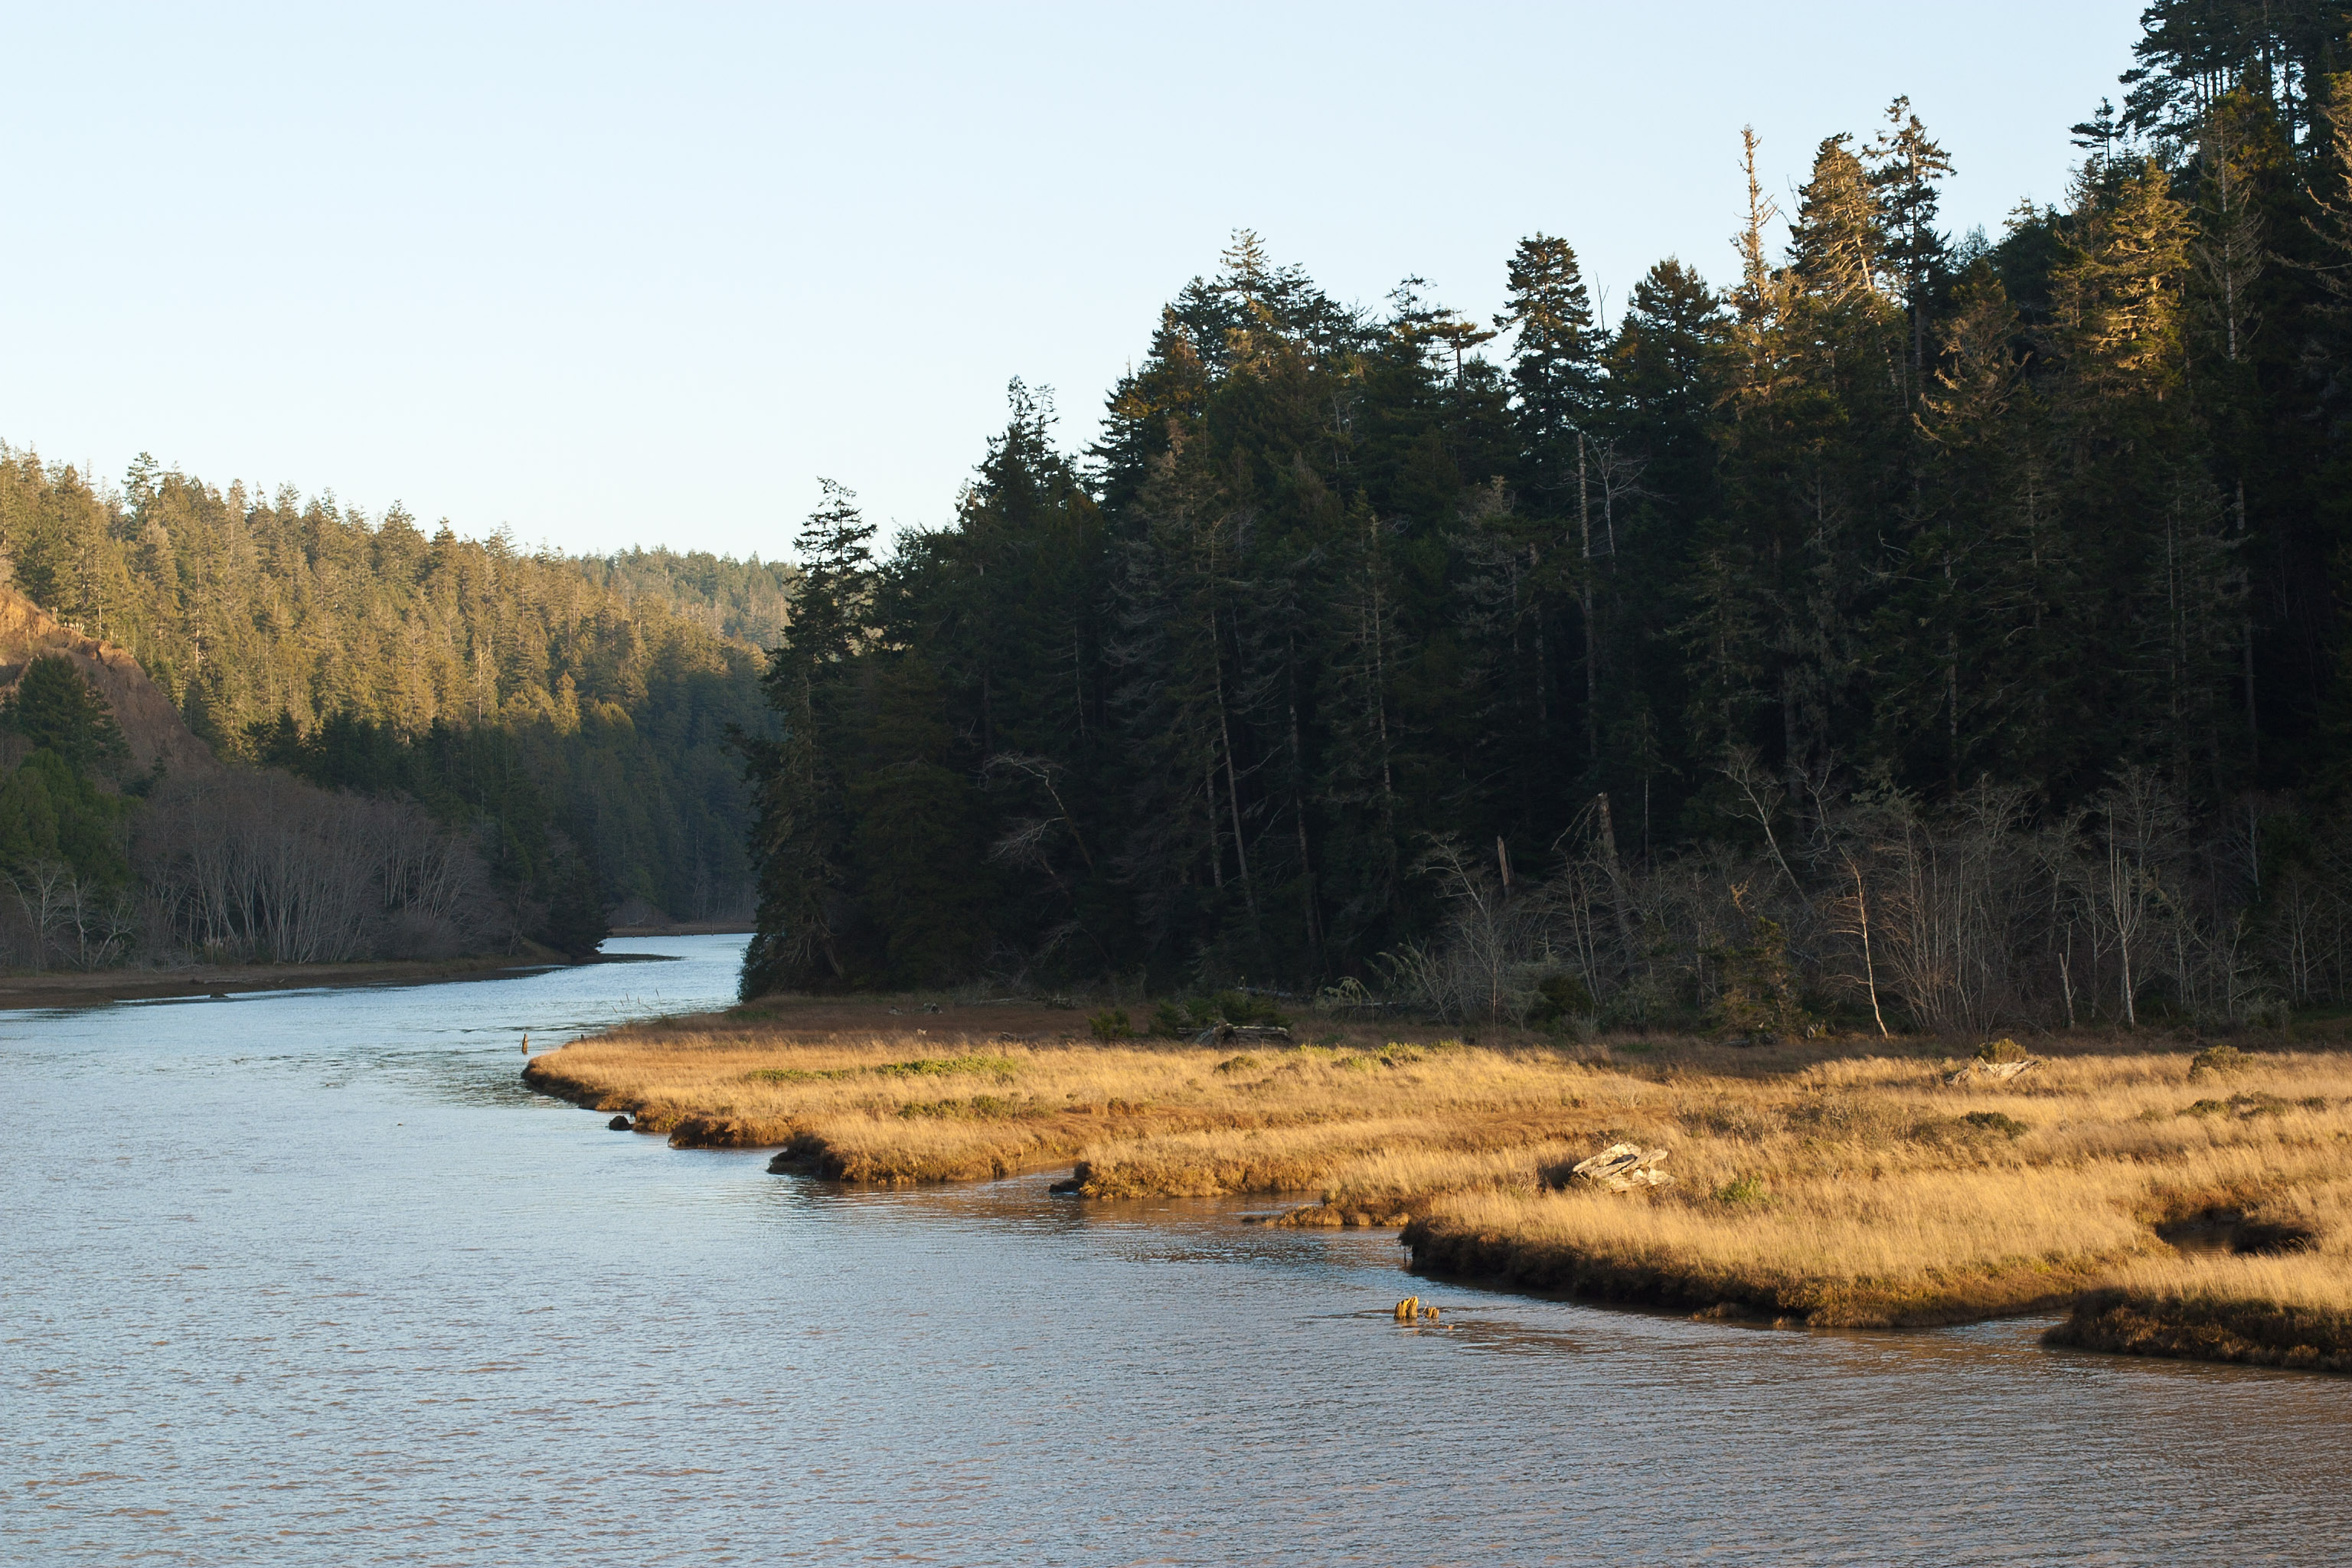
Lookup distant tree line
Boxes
[0,657,509,969]
[0,455,780,934]
[572,546,798,650]
[744,4,2352,1032]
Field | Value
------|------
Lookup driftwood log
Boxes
[1569,1142,1672,1191]
[1945,1057,2039,1086]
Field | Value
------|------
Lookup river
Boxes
[5,934,2348,1565]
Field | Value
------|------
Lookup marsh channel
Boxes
[6,935,2350,1565]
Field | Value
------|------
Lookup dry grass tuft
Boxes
[526,999,2352,1348]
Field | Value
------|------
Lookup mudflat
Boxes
[0,951,634,1009]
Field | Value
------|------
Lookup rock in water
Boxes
[1569,1142,1673,1191]
[608,1114,632,1131]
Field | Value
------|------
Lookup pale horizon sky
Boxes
[1,2,2147,564]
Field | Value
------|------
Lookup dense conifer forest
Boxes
[0,451,779,956]
[743,3,2352,1031]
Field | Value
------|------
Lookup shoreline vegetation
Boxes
[606,920,753,939]
[524,998,2352,1375]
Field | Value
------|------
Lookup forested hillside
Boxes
[573,547,797,649]
[0,453,776,927]
[745,2,2352,1031]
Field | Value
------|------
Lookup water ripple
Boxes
[5,936,2349,1564]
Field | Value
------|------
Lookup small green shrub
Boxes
[872,1054,1018,1079]
[2190,1044,2254,1079]
[1975,1037,2031,1064]
[1961,1110,2030,1139]
[1714,1175,1769,1205]
[1526,972,1595,1030]
[1717,916,1810,1041]
[1088,1008,1132,1041]
[1911,1109,2031,1144]
[1214,990,1290,1027]
[2244,995,2292,1030]
[1213,1054,1260,1075]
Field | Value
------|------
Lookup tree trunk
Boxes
[1578,433,1597,763]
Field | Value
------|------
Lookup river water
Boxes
[5,934,2349,1565]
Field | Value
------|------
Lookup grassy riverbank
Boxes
[523,999,2352,1358]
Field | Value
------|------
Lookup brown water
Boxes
[6,935,2350,1565]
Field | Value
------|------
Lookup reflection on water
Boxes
[5,936,2350,1566]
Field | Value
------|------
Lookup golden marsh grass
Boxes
[524,999,2352,1347]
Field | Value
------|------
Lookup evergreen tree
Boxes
[5,658,130,779]
[740,481,877,995]
[1496,235,1605,774]
[1866,96,1956,390]
[700,2,2352,1009]
[1495,235,1602,500]
[541,836,611,960]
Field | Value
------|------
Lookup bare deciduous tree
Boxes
[136,771,494,963]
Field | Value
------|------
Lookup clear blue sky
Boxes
[0,2,2146,561]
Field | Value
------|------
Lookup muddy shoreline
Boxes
[0,947,679,1011]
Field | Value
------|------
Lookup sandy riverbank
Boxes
[521,997,2352,1369]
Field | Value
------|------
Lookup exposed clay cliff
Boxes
[0,586,214,774]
